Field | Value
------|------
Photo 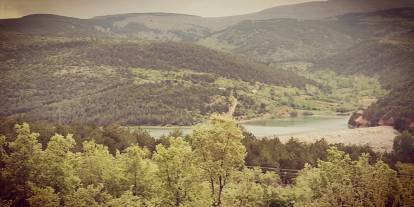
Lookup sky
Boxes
[0,0,321,19]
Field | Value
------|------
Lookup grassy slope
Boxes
[3,9,412,127]
[0,35,319,125]
[199,8,414,131]
[312,9,414,130]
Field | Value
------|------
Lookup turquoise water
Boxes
[241,116,349,137]
[139,116,349,138]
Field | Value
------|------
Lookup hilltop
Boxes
[1,7,413,129]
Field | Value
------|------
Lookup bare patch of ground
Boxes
[279,126,399,152]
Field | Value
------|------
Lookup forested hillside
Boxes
[1,29,386,126]
[1,34,328,125]
[198,18,357,62]
[313,9,414,131]
[0,7,413,129]
[198,8,414,131]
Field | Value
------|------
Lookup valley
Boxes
[0,35,385,126]
[2,7,413,131]
[1,1,414,206]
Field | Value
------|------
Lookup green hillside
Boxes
[1,8,413,130]
[0,33,385,126]
[0,35,317,125]
[198,8,414,131]
[198,18,357,62]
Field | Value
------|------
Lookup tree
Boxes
[64,184,111,207]
[0,135,7,165]
[223,168,280,207]
[191,115,246,207]
[2,123,43,206]
[105,191,142,207]
[154,137,206,206]
[27,185,59,207]
[117,145,157,198]
[396,163,414,207]
[36,134,80,196]
[293,147,401,207]
[393,131,414,163]
[77,141,124,196]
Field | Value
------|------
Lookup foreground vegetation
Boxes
[1,116,413,207]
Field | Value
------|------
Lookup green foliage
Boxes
[1,120,412,207]
[393,131,414,163]
[1,123,42,206]
[117,145,157,198]
[293,147,401,207]
[77,141,124,196]
[319,40,414,131]
[63,184,112,207]
[363,82,414,131]
[199,18,355,63]
[396,163,414,207]
[154,137,206,206]
[242,133,379,170]
[27,185,59,207]
[105,191,142,207]
[0,118,156,153]
[223,168,280,207]
[0,37,313,126]
[36,134,80,195]
[191,115,246,207]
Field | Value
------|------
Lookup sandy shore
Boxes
[279,126,399,152]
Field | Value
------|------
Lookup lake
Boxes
[137,116,350,138]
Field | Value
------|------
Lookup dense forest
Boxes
[200,8,414,131]
[0,34,385,126]
[1,8,414,130]
[1,116,413,207]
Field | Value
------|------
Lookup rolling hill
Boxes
[1,0,413,41]
[0,34,319,126]
[313,9,414,131]
[1,5,413,130]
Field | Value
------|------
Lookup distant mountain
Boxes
[198,7,414,63]
[1,0,413,41]
[230,0,414,20]
[198,18,357,62]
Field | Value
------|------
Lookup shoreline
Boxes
[278,126,399,152]
[127,112,350,128]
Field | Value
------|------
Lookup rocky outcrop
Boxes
[349,110,414,132]
[348,111,370,128]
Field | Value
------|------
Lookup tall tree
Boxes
[36,134,80,197]
[2,123,43,206]
[117,145,157,198]
[154,137,206,206]
[393,131,414,163]
[77,141,124,196]
[191,115,246,207]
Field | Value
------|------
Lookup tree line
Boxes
[1,115,413,206]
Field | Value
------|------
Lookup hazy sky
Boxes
[0,0,321,19]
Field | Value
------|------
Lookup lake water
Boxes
[138,116,350,138]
